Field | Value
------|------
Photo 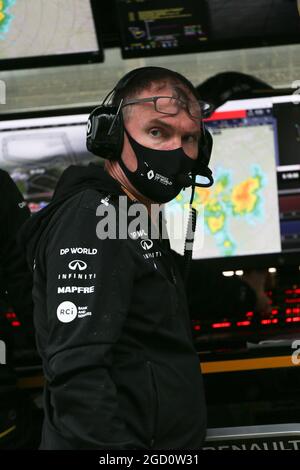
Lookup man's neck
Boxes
[104,159,153,211]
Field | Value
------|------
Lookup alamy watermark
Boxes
[0,79,6,105]
[0,340,6,365]
[291,340,300,365]
[95,196,205,255]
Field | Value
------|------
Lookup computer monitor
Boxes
[0,108,99,211]
[0,0,103,70]
[116,0,300,59]
[164,91,300,269]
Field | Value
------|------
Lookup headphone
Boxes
[86,66,213,187]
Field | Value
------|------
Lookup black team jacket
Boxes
[20,163,207,450]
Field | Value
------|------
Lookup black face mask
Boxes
[119,130,196,203]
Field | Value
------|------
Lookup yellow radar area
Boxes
[165,165,266,257]
[192,166,264,256]
[207,214,225,234]
[0,0,16,38]
[231,177,261,215]
[0,1,5,23]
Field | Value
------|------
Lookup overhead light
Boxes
[222,270,234,277]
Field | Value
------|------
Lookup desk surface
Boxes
[16,348,300,389]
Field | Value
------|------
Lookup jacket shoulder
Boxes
[76,188,112,212]
[56,188,114,214]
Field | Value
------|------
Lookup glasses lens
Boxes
[155,97,179,115]
[154,96,205,118]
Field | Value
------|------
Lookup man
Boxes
[21,67,209,449]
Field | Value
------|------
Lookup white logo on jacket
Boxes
[60,248,97,256]
[57,286,95,294]
[58,273,96,280]
[129,229,148,240]
[140,239,153,250]
[57,301,77,323]
[68,260,88,271]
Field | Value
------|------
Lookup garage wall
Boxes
[0,43,299,113]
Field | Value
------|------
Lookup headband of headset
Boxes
[86,66,213,178]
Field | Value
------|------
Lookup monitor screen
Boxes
[0,0,103,69]
[117,0,209,58]
[164,92,300,268]
[117,0,300,58]
[0,108,99,210]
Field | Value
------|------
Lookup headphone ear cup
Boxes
[198,124,212,167]
[86,105,124,159]
[194,125,212,171]
[193,124,213,182]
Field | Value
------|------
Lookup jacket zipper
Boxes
[146,360,159,449]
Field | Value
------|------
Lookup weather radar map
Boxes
[191,164,267,257]
[165,109,282,260]
[0,0,99,59]
[0,0,15,39]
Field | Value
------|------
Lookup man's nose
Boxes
[165,135,182,149]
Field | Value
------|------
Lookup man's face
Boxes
[121,82,201,171]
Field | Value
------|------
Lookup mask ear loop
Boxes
[193,166,214,188]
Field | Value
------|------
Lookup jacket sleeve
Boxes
[40,197,136,449]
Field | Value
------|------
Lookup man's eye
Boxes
[149,128,162,138]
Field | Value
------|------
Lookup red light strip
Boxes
[286,308,300,314]
[246,311,254,317]
[5,312,17,319]
[236,321,251,327]
[11,321,21,327]
[286,317,300,323]
[212,322,231,328]
[194,325,201,331]
[285,288,300,294]
[285,298,300,304]
[261,318,279,325]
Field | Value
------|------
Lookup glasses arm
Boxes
[108,98,124,135]
[121,96,172,108]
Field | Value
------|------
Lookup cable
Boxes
[184,177,198,285]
